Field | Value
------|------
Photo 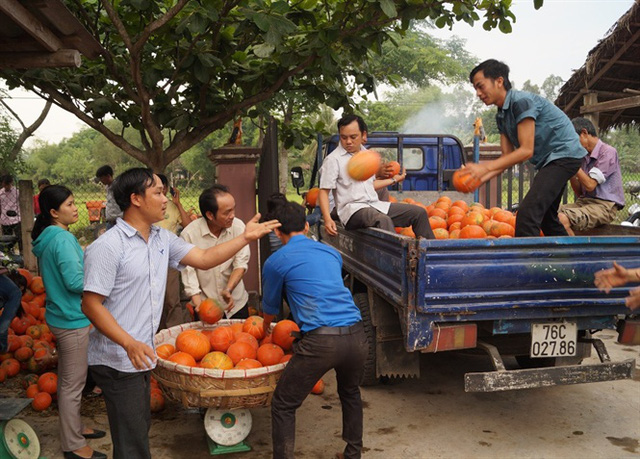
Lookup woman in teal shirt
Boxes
[32,185,106,459]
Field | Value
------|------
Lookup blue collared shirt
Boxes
[262,235,361,333]
[496,90,585,169]
[84,218,194,372]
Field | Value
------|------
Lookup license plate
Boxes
[530,322,577,358]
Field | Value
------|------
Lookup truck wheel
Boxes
[353,292,378,386]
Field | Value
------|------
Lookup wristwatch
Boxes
[390,177,397,184]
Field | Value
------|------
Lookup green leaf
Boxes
[193,61,210,83]
[198,53,219,68]
[253,43,275,58]
[188,13,208,34]
[168,113,190,131]
[129,0,150,11]
[498,19,512,33]
[87,98,112,118]
[379,0,397,18]
[534,0,544,10]
[298,0,318,10]
[232,51,248,63]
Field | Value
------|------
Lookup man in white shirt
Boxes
[180,185,251,319]
[319,115,434,238]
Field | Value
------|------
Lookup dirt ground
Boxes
[4,331,640,459]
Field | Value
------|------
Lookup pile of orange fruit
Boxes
[391,195,516,239]
[1,270,58,391]
[156,317,300,370]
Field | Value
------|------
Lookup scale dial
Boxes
[2,419,40,458]
[204,408,252,446]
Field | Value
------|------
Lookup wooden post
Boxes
[18,179,37,273]
[583,92,599,131]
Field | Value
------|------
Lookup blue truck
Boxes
[310,133,638,391]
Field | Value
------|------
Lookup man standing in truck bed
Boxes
[464,59,585,237]
[318,114,434,238]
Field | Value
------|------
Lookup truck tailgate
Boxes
[418,235,640,316]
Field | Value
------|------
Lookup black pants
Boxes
[516,158,582,237]
[346,203,434,238]
[271,326,368,459]
[90,365,151,459]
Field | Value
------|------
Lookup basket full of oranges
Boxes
[152,316,299,410]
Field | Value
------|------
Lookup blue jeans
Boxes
[0,274,21,351]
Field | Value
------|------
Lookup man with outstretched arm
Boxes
[81,168,279,459]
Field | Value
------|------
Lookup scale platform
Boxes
[204,408,252,455]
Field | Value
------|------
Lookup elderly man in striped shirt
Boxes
[82,168,279,459]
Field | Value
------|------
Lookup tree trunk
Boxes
[279,104,294,193]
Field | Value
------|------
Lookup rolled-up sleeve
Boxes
[231,220,250,271]
[232,243,250,272]
[168,234,194,270]
[178,230,201,297]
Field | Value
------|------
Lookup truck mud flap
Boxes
[465,359,636,392]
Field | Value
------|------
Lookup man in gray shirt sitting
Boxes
[318,114,433,238]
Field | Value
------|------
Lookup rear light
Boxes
[618,319,640,345]
[422,323,477,353]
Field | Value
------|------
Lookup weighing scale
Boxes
[203,408,252,455]
[0,398,41,458]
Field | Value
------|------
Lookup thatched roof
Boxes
[555,0,640,131]
[0,0,102,69]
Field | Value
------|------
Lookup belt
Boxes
[305,321,363,336]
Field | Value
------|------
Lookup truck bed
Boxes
[321,227,640,352]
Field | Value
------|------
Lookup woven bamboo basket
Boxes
[152,320,285,409]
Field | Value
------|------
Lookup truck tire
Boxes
[353,292,378,386]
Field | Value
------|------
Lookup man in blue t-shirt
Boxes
[262,201,367,459]
[463,59,585,237]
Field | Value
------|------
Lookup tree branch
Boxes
[34,83,149,165]
[0,99,26,130]
[132,0,189,54]
[10,99,52,158]
[161,54,317,165]
[100,0,133,51]
[100,0,165,156]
